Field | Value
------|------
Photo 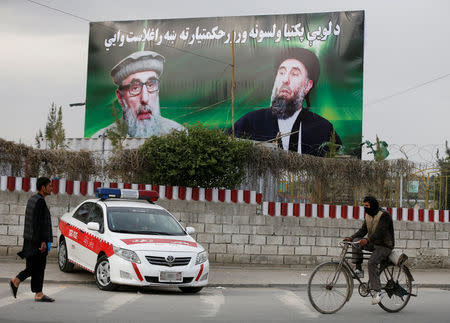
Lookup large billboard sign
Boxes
[85,11,364,157]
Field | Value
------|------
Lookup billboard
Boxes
[85,11,364,157]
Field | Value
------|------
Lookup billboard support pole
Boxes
[231,30,235,138]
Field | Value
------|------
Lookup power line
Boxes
[366,73,450,106]
[25,0,90,22]
[174,98,231,120]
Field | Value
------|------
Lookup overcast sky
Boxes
[0,0,449,165]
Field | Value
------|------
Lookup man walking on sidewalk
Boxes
[9,177,55,302]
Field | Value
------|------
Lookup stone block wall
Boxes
[1,191,449,268]
[0,191,86,257]
[159,200,450,268]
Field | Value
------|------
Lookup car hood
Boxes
[111,233,203,252]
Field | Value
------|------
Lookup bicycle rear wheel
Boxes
[307,261,351,314]
[378,264,412,313]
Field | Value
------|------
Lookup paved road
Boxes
[0,284,449,323]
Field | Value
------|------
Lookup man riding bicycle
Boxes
[344,196,395,305]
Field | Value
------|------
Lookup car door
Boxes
[82,203,106,271]
[69,202,94,268]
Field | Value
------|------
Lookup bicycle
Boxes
[307,241,416,314]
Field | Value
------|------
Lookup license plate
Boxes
[159,271,182,282]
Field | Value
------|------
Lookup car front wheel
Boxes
[94,255,118,291]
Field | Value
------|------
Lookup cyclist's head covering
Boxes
[363,196,380,216]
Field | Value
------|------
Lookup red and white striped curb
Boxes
[261,201,450,223]
[0,175,262,205]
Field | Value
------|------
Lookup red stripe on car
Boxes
[59,220,114,257]
[195,263,204,281]
[121,238,197,247]
[132,263,143,281]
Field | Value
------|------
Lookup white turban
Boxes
[110,51,165,85]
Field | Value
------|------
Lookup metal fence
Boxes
[271,172,449,210]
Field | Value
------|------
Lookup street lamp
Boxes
[69,102,86,107]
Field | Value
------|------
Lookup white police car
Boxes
[57,188,209,293]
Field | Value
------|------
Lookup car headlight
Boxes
[195,250,208,265]
[113,246,141,263]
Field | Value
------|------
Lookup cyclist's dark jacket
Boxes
[350,209,394,249]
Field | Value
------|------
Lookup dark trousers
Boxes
[351,238,392,292]
[16,252,47,293]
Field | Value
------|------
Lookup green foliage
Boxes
[105,103,128,151]
[138,124,253,188]
[44,103,57,142]
[53,107,66,148]
[364,135,389,161]
[38,102,66,149]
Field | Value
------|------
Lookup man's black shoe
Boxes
[9,281,18,298]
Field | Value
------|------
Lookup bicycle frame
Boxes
[334,242,371,284]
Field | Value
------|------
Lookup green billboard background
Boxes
[85,11,364,156]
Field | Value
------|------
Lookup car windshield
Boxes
[107,207,186,235]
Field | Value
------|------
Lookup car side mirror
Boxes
[87,222,100,231]
[186,226,195,235]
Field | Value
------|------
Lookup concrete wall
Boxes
[1,191,449,268]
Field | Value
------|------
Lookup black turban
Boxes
[274,48,320,108]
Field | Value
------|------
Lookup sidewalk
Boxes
[1,257,449,288]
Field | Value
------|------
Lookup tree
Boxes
[37,102,66,149]
[34,129,43,148]
[138,124,253,188]
[53,106,66,148]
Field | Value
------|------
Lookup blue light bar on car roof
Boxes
[95,188,158,202]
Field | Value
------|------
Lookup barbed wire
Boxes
[387,143,448,167]
[253,130,447,167]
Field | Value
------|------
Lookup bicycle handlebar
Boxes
[338,240,360,248]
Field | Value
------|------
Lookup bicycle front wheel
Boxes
[307,261,351,314]
[378,264,412,313]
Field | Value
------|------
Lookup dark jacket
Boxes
[351,209,395,249]
[18,193,53,258]
[233,108,341,157]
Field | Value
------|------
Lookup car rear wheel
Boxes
[178,287,203,294]
[95,255,118,291]
[58,239,74,272]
